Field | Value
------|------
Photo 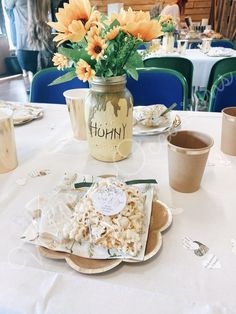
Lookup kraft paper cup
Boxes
[0,108,18,174]
[221,107,236,156]
[63,88,89,140]
[167,130,214,193]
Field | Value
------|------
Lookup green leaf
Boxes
[124,51,144,79]
[107,19,120,30]
[48,70,77,86]
[58,47,94,65]
[128,51,144,68]
[104,68,114,77]
[125,67,139,80]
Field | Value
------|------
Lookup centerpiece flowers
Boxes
[48,0,162,82]
[48,0,162,162]
[158,15,176,33]
[157,15,176,53]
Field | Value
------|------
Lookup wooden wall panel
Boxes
[210,0,236,41]
[91,0,212,22]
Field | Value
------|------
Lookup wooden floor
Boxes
[0,75,29,103]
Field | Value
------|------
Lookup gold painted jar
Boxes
[85,75,133,162]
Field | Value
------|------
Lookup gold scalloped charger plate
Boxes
[38,200,172,274]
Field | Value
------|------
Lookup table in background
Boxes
[144,48,236,89]
[1,104,236,314]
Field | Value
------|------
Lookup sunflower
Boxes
[48,0,100,46]
[109,8,134,26]
[86,36,107,61]
[85,10,102,30]
[87,25,101,41]
[52,53,69,70]
[76,59,95,82]
[105,26,120,41]
[110,8,162,42]
[159,15,173,24]
[125,19,162,41]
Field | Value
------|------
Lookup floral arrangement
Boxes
[48,0,162,84]
[157,15,176,33]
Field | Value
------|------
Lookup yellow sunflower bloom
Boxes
[87,26,101,41]
[86,36,107,61]
[110,8,162,42]
[48,0,100,46]
[106,26,120,41]
[159,15,173,24]
[125,19,162,41]
[109,8,133,26]
[76,59,95,82]
[52,53,69,70]
[85,10,102,31]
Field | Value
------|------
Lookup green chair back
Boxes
[207,57,236,92]
[208,71,236,112]
[144,57,193,102]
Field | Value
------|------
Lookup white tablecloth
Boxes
[1,104,236,314]
[144,48,236,89]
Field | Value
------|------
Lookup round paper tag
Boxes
[91,185,127,216]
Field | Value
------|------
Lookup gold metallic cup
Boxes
[63,88,89,140]
[221,107,236,156]
[0,108,18,173]
[167,130,214,193]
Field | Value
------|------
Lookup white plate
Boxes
[206,48,235,57]
[133,114,181,136]
[0,102,44,125]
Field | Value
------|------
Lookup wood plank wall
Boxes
[210,0,236,42]
[90,0,211,22]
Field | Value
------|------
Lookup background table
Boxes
[144,48,236,89]
[1,104,236,314]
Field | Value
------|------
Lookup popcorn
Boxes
[63,179,145,257]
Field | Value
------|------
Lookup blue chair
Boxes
[138,44,148,50]
[126,67,188,110]
[30,67,89,104]
[187,41,201,49]
[188,39,235,50]
[211,40,235,49]
[208,71,236,112]
[144,57,193,103]
[196,57,236,110]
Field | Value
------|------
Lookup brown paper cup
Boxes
[167,130,214,193]
[0,108,18,174]
[221,107,236,156]
[63,88,89,140]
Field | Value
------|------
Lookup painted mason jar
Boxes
[162,33,175,53]
[85,75,133,162]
